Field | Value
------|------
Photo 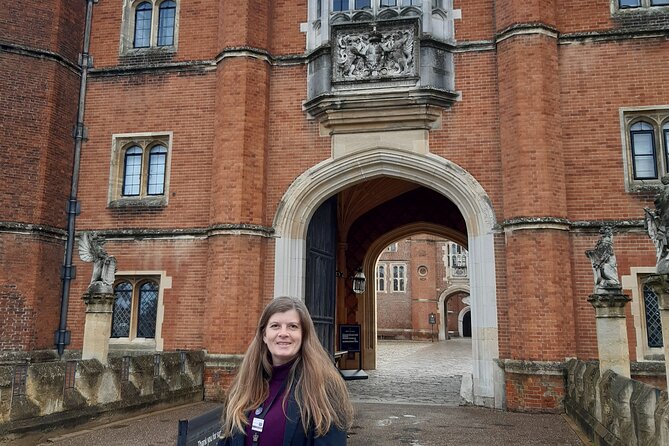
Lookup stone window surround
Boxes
[108,131,173,208]
[391,262,407,292]
[620,106,669,192]
[119,0,180,55]
[109,270,171,352]
[621,267,664,361]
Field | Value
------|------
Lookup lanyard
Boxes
[251,379,288,446]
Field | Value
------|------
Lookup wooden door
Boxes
[305,197,337,355]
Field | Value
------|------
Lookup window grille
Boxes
[154,354,161,377]
[12,365,28,397]
[64,361,77,390]
[112,282,133,338]
[179,351,187,374]
[122,356,131,382]
[137,282,159,338]
[643,285,663,348]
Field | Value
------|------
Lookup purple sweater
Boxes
[245,361,293,446]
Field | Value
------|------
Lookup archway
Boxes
[438,285,470,341]
[273,148,502,408]
[460,308,472,338]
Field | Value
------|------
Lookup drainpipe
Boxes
[55,0,96,357]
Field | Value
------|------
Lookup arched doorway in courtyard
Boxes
[273,148,502,408]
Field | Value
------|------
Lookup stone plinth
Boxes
[588,291,631,378]
[81,292,115,364]
[644,274,669,390]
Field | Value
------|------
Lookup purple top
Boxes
[245,360,293,446]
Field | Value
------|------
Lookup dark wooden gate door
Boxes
[305,196,337,355]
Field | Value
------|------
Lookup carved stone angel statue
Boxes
[585,227,621,294]
[645,174,669,274]
[78,232,117,294]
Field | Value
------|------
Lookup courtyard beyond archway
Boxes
[346,338,473,405]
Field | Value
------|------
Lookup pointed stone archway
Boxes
[272,147,502,408]
[438,284,471,341]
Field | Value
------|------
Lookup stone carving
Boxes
[585,227,621,294]
[334,27,415,82]
[644,175,669,274]
[78,232,117,294]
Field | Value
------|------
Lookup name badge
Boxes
[252,417,265,432]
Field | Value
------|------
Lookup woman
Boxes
[218,296,354,446]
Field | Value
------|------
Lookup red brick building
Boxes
[2,0,669,412]
[375,237,470,341]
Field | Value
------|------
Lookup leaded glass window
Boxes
[157,1,176,46]
[112,282,133,337]
[392,264,406,292]
[381,0,397,6]
[147,145,167,195]
[377,264,386,292]
[134,2,152,48]
[630,121,657,180]
[123,146,143,196]
[355,0,372,9]
[643,284,663,348]
[619,0,641,7]
[137,282,158,338]
[651,0,669,5]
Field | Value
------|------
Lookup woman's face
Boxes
[263,309,303,366]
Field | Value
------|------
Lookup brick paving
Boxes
[346,338,472,405]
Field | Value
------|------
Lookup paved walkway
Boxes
[347,339,472,405]
[1,340,584,445]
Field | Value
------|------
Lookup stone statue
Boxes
[78,232,117,294]
[644,174,669,274]
[585,227,621,294]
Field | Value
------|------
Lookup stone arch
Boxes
[438,284,470,341]
[458,306,472,338]
[272,147,502,408]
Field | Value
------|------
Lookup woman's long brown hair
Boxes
[221,296,354,438]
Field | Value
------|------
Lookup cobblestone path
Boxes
[346,338,472,406]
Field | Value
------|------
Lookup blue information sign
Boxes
[339,324,361,353]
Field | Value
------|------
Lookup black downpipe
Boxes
[55,0,95,357]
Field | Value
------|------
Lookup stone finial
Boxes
[78,231,117,295]
[644,174,669,274]
[585,227,621,295]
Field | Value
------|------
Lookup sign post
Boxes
[338,324,367,380]
[428,312,437,343]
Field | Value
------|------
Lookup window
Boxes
[109,132,172,207]
[376,263,386,292]
[622,109,669,189]
[157,1,176,46]
[121,144,167,197]
[617,0,669,9]
[134,2,152,48]
[387,243,398,252]
[643,284,663,348]
[392,264,406,292]
[112,278,159,340]
[122,0,179,54]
